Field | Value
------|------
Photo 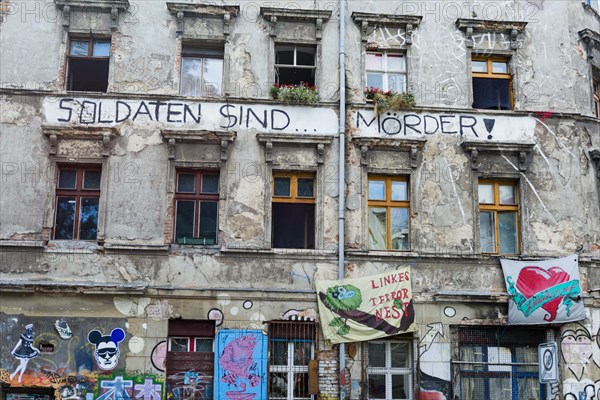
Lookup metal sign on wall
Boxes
[538,342,558,383]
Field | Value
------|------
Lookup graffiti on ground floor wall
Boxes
[166,371,212,400]
[1,369,164,400]
[417,322,450,400]
[214,330,267,400]
[10,324,41,383]
[560,313,600,400]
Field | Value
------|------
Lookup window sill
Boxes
[219,247,337,259]
[103,243,170,252]
[46,240,99,252]
[0,240,46,248]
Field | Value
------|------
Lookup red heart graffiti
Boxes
[516,266,570,321]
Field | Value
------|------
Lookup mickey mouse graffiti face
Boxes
[88,328,125,371]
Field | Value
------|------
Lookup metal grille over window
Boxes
[268,321,317,400]
[455,327,545,400]
[366,339,412,400]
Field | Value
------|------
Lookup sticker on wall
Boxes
[55,319,73,339]
[150,341,167,372]
[9,324,40,383]
[88,328,126,371]
[501,254,586,324]
[214,330,268,400]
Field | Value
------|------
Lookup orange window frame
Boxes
[367,176,410,250]
[478,180,520,254]
[472,56,514,109]
[272,172,316,205]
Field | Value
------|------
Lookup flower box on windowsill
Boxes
[270,83,319,105]
[365,87,416,115]
[176,237,216,245]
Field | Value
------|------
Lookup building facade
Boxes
[1,1,599,400]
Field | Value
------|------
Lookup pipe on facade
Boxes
[337,0,347,398]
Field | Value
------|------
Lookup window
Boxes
[67,37,110,92]
[368,176,410,251]
[456,327,545,400]
[54,166,101,240]
[269,321,316,400]
[366,52,406,93]
[275,45,316,86]
[593,72,599,118]
[272,172,315,249]
[478,180,519,254]
[166,320,215,399]
[174,170,219,245]
[180,45,224,96]
[472,57,512,110]
[367,340,413,400]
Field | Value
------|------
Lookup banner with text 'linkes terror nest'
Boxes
[316,268,416,344]
[500,254,586,325]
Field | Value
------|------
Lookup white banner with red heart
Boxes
[500,254,586,325]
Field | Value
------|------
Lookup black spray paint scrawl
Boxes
[88,328,125,371]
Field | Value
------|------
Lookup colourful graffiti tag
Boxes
[214,330,267,400]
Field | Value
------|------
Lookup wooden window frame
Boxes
[365,51,407,93]
[272,172,316,205]
[478,180,520,255]
[368,175,410,251]
[53,165,101,240]
[173,169,220,245]
[472,56,514,110]
[366,339,413,400]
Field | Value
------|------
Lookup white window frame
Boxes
[180,46,224,97]
[367,340,413,400]
[168,336,214,352]
[269,340,315,400]
[366,51,407,93]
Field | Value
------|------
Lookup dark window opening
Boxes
[472,57,512,110]
[272,203,315,249]
[67,38,110,92]
[275,45,316,86]
[472,78,511,110]
[272,173,316,249]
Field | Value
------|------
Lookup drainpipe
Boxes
[337,0,346,398]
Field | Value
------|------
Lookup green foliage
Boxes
[323,284,362,311]
[270,83,319,105]
[364,87,416,115]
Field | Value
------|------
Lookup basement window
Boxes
[275,44,316,86]
[272,172,315,249]
[67,37,110,92]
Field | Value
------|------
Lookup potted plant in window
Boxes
[365,87,416,115]
[270,82,319,105]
